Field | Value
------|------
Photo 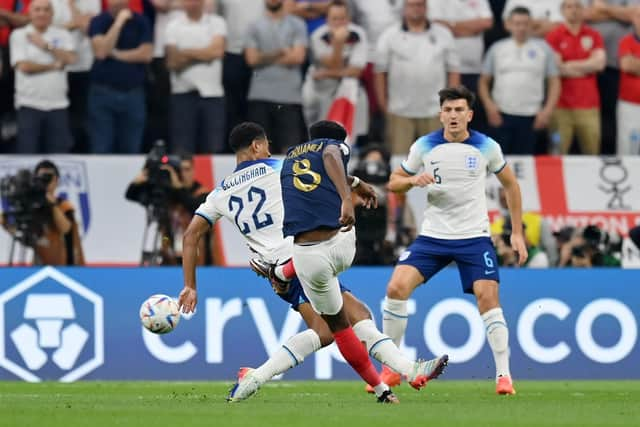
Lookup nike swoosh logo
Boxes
[485,270,495,275]
[430,161,440,165]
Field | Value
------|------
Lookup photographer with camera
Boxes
[558,224,621,268]
[493,219,549,268]
[126,143,217,265]
[1,159,85,265]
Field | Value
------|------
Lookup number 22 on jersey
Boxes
[228,186,273,234]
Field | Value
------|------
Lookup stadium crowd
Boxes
[1,0,640,156]
[1,0,639,268]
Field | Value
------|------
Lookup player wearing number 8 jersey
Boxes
[178,122,447,403]
[381,86,528,395]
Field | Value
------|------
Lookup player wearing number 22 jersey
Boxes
[380,86,528,396]
[179,122,446,403]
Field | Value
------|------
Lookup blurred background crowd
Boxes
[1,0,640,156]
[1,0,639,268]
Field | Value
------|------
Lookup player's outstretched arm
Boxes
[496,165,528,266]
[388,167,434,194]
[179,215,211,313]
[323,144,355,230]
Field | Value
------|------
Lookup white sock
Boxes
[482,307,511,380]
[382,297,408,347]
[353,319,414,376]
[253,329,321,383]
[373,383,389,397]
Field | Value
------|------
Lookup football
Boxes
[139,294,181,334]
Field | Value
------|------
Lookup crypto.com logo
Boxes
[0,267,103,382]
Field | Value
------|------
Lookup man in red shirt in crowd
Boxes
[617,6,640,155]
[546,0,606,154]
[0,0,29,149]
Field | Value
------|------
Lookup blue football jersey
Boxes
[281,138,351,237]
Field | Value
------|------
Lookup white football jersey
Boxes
[401,130,507,239]
[195,158,293,263]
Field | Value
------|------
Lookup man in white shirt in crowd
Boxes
[375,0,460,155]
[347,0,397,133]
[166,0,227,153]
[10,0,76,153]
[217,0,263,142]
[478,6,560,154]
[302,0,369,140]
[429,0,493,134]
[49,0,100,153]
[244,0,307,154]
[502,0,564,37]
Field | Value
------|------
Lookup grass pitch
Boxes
[1,380,638,427]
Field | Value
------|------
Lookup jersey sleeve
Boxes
[542,41,559,76]
[194,188,224,226]
[485,137,507,174]
[400,137,427,175]
[618,35,632,59]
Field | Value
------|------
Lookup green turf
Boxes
[0,381,638,427]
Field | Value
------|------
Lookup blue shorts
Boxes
[397,236,500,294]
[278,277,350,311]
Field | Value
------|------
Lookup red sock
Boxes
[282,259,296,280]
[333,327,382,388]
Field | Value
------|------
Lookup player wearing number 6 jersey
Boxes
[380,86,528,395]
[177,122,448,404]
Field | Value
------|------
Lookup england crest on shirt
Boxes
[465,155,479,170]
[581,36,594,51]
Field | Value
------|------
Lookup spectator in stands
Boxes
[146,0,182,150]
[0,2,29,152]
[302,0,368,140]
[287,0,330,34]
[347,0,397,139]
[218,0,263,143]
[10,0,76,153]
[375,0,460,155]
[429,0,494,135]
[165,0,226,153]
[88,0,153,153]
[547,0,606,154]
[494,220,550,268]
[490,187,559,266]
[616,5,640,155]
[583,0,640,155]
[49,0,101,153]
[478,6,561,154]
[244,0,307,154]
[502,0,564,37]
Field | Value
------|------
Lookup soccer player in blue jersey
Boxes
[178,122,447,403]
[279,120,448,403]
[380,86,528,395]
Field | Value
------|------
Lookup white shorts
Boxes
[617,100,640,155]
[292,229,356,315]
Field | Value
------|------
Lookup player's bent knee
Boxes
[343,293,372,325]
[386,265,423,299]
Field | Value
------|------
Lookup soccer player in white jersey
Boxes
[178,122,448,403]
[380,86,528,395]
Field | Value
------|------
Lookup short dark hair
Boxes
[229,122,267,153]
[438,85,476,108]
[309,120,347,141]
[34,159,59,177]
[509,6,531,17]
